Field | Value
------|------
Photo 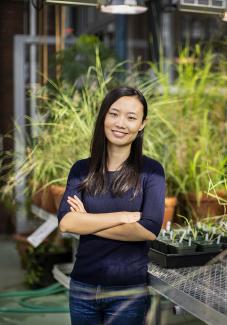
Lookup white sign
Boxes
[27,216,58,248]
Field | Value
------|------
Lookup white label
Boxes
[27,216,58,248]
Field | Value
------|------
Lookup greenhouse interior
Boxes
[0,0,226,324]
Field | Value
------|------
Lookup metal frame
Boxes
[147,259,227,325]
[30,201,227,325]
[13,36,75,233]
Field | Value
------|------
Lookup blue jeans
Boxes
[69,278,151,325]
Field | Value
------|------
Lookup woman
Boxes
[57,86,166,325]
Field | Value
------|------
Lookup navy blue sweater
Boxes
[57,155,165,286]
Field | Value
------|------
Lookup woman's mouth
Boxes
[112,130,128,138]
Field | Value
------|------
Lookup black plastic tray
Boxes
[148,248,222,268]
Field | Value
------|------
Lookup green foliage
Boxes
[142,47,226,198]
[1,47,158,198]
[24,241,66,288]
[0,44,226,218]
[177,214,198,240]
[53,34,119,85]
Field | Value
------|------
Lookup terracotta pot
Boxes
[49,185,65,211]
[40,185,56,214]
[31,183,54,211]
[31,187,44,208]
[163,197,177,229]
[31,184,63,213]
[185,192,226,220]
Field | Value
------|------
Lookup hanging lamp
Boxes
[100,0,148,15]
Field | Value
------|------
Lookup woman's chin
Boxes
[107,138,133,147]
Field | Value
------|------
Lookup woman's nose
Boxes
[115,116,126,128]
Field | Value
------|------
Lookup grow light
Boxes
[179,0,226,15]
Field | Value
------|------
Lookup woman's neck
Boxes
[107,144,131,171]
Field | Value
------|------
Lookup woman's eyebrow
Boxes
[110,107,137,115]
[109,107,119,112]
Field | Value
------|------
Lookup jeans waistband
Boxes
[70,278,148,290]
[70,278,149,300]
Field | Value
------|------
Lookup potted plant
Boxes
[163,196,178,229]
[195,218,227,249]
[168,239,196,255]
[144,115,179,228]
[152,229,171,253]
[143,46,226,224]
[24,237,72,288]
[193,233,222,253]
[0,46,133,214]
[180,154,227,220]
[13,229,72,288]
[1,46,226,229]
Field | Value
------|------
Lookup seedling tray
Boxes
[148,248,222,268]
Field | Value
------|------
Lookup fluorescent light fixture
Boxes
[100,0,148,14]
[179,0,226,15]
[45,0,147,14]
[45,0,97,6]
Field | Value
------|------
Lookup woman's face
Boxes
[104,96,147,147]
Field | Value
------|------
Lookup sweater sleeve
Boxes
[137,162,166,236]
[57,161,83,224]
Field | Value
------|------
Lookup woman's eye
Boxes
[109,112,117,117]
[128,116,136,120]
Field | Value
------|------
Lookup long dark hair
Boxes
[78,86,148,197]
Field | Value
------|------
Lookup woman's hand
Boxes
[121,211,141,224]
[67,195,86,213]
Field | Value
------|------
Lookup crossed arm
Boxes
[59,195,156,241]
[94,223,156,241]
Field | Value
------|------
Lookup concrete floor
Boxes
[0,236,205,325]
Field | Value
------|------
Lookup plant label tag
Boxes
[27,216,58,248]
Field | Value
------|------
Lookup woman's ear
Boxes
[139,118,148,131]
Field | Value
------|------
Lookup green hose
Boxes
[0,282,69,313]
[0,283,62,298]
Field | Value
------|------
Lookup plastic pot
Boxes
[158,239,171,254]
[195,241,222,253]
[168,242,196,254]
